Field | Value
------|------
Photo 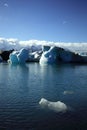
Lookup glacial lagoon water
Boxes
[0,63,87,129]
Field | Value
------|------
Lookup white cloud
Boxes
[0,37,87,53]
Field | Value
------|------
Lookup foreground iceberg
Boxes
[39,98,68,113]
[9,48,29,64]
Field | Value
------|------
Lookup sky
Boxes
[0,0,87,42]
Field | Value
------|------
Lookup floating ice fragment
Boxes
[63,90,74,95]
[39,98,68,113]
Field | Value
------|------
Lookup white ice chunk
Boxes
[39,98,68,113]
[63,90,74,95]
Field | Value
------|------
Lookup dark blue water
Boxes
[0,63,87,130]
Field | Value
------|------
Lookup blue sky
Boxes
[0,0,87,42]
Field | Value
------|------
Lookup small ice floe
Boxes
[63,90,74,95]
[39,98,68,113]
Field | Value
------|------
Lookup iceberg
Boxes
[42,45,51,52]
[40,45,87,64]
[40,46,61,64]
[9,51,19,64]
[17,48,29,63]
[63,90,74,95]
[7,45,87,64]
[39,98,68,113]
[9,48,29,64]
[27,51,42,62]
